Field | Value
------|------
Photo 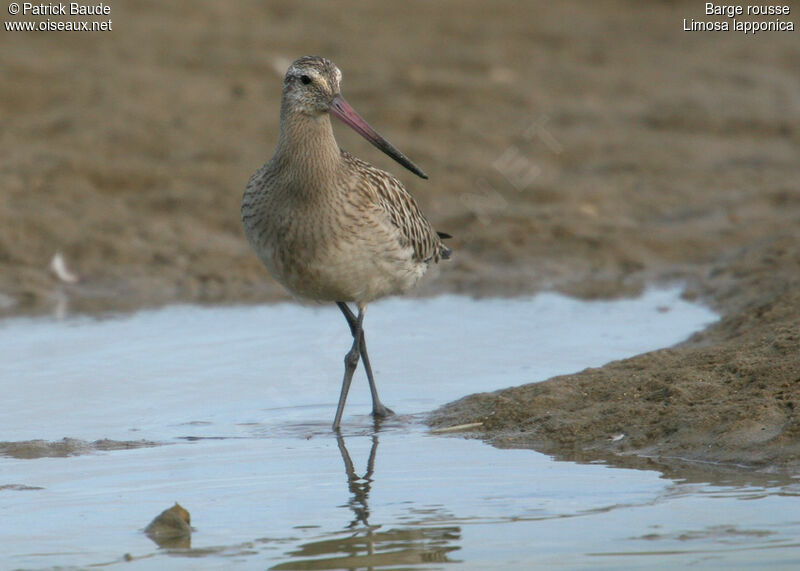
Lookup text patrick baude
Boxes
[19,2,110,15]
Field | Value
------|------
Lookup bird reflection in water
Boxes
[272,428,461,570]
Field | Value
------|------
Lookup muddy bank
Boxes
[430,232,800,472]
[3,1,798,314]
[0,438,161,459]
[2,2,799,470]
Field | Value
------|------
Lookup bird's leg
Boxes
[332,305,362,431]
[336,303,394,421]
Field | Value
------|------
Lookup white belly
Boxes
[261,233,425,304]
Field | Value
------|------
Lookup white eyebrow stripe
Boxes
[315,71,330,91]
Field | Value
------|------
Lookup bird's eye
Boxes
[300,75,311,85]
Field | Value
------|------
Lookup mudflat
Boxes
[1,1,798,471]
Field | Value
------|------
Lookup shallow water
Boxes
[2,289,799,569]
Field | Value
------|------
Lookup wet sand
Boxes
[2,2,799,471]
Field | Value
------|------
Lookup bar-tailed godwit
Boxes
[242,56,451,430]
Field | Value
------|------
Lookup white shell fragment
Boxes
[49,251,79,284]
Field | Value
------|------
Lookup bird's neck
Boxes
[274,106,342,183]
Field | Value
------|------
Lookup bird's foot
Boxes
[371,404,395,418]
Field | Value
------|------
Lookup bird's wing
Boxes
[341,151,447,263]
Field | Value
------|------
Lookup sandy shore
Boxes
[2,2,798,471]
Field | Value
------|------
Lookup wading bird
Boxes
[242,56,451,430]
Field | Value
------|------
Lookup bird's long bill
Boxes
[330,95,428,179]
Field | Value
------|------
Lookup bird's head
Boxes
[281,55,427,179]
[282,55,343,115]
